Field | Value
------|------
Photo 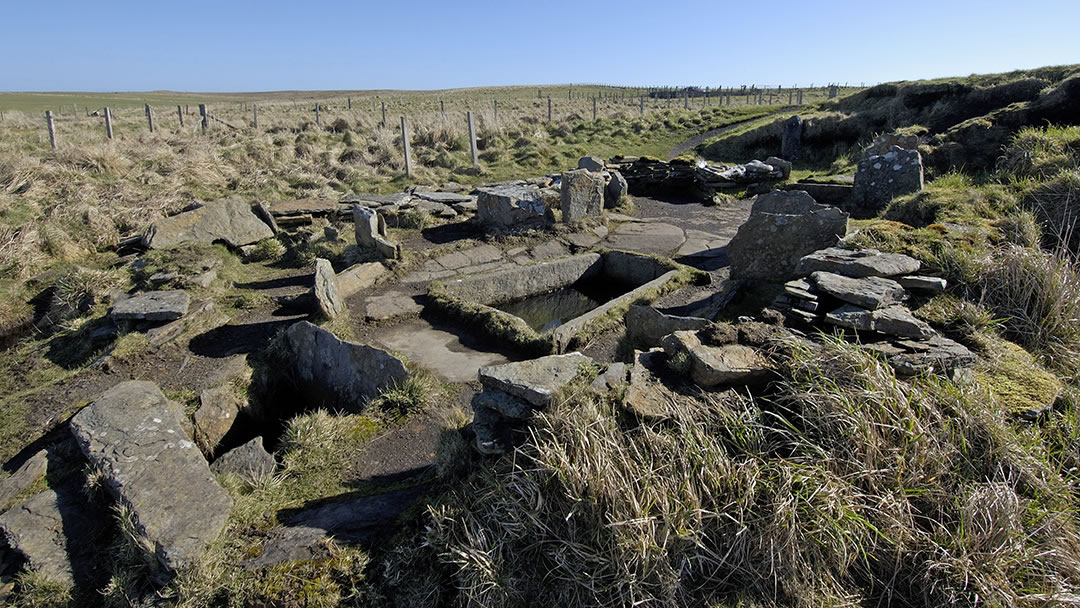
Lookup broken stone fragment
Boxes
[211,436,276,479]
[577,156,606,172]
[472,388,533,420]
[810,271,908,310]
[796,247,921,278]
[111,289,190,322]
[194,385,242,455]
[898,275,947,293]
[591,362,628,393]
[142,198,275,249]
[478,352,593,408]
[625,304,710,349]
[661,330,775,387]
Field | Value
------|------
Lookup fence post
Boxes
[199,104,208,132]
[797,89,804,105]
[145,104,154,132]
[493,99,498,122]
[467,111,478,168]
[315,104,320,126]
[253,104,258,128]
[381,102,386,127]
[104,107,114,139]
[440,99,445,120]
[400,116,412,178]
[177,105,184,128]
[592,96,597,121]
[46,111,56,150]
[347,97,352,110]
[640,95,644,115]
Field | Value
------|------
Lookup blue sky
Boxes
[3,0,1078,92]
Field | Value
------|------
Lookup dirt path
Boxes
[666,110,787,160]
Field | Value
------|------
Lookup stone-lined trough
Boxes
[428,250,705,353]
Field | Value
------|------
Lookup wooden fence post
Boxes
[640,95,644,115]
[592,96,597,121]
[253,104,258,128]
[199,104,208,132]
[347,97,352,110]
[440,100,445,120]
[547,97,552,122]
[381,102,386,127]
[177,105,184,127]
[467,111,478,168]
[315,104,320,126]
[46,111,56,150]
[400,116,412,178]
[104,107,114,139]
[145,104,154,132]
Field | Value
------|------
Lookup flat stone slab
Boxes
[625,304,710,348]
[246,486,426,568]
[473,388,532,420]
[336,262,386,299]
[899,275,947,293]
[112,290,190,322]
[268,198,342,217]
[478,353,593,408]
[796,247,921,278]
[363,290,424,321]
[144,198,274,249]
[675,230,728,258]
[0,478,110,588]
[624,349,675,420]
[603,221,686,256]
[341,192,412,208]
[415,192,475,204]
[287,321,408,411]
[887,335,976,376]
[374,319,510,383]
[811,272,908,310]
[432,244,504,271]
[825,304,933,339]
[0,451,48,512]
[69,381,232,574]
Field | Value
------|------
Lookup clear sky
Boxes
[3,0,1078,92]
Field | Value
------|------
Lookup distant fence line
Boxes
[25,83,861,161]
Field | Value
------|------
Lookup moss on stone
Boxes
[973,335,1063,415]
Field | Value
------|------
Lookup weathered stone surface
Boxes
[781,116,802,161]
[561,169,605,222]
[888,335,976,376]
[112,290,190,322]
[852,146,924,210]
[436,253,602,305]
[591,362,628,393]
[252,201,279,233]
[765,156,792,180]
[211,437,275,478]
[0,451,48,512]
[477,185,550,228]
[144,198,274,249]
[342,192,411,208]
[415,191,474,204]
[899,275,947,293]
[0,478,110,588]
[194,385,242,454]
[69,381,232,574]
[352,205,381,249]
[603,221,687,256]
[472,388,532,420]
[662,331,775,387]
[825,304,933,339]
[605,170,628,208]
[336,262,386,299]
[286,321,408,411]
[811,272,908,310]
[312,258,345,319]
[246,486,425,568]
[363,290,424,321]
[796,247,921,278]
[625,304,710,348]
[578,156,606,172]
[552,270,679,353]
[471,405,510,455]
[624,349,673,420]
[478,353,593,408]
[728,191,848,281]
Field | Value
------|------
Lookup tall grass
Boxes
[381,340,1080,607]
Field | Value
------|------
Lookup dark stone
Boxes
[781,116,803,161]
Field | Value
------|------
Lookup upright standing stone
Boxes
[352,204,399,260]
[781,116,802,161]
[561,169,604,222]
[476,185,551,228]
[69,381,233,575]
[313,258,345,319]
[852,146,924,210]
[605,170,628,208]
